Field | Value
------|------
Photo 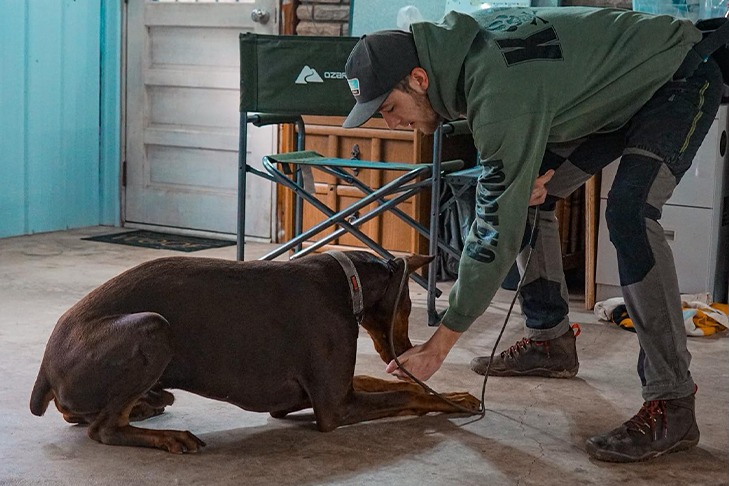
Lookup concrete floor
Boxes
[0,226,727,486]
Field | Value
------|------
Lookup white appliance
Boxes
[596,104,729,303]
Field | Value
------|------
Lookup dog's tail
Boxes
[29,368,54,416]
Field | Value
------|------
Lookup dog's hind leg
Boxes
[63,386,174,424]
[140,385,175,408]
[89,398,205,454]
[79,313,204,453]
[55,399,95,425]
[129,387,175,422]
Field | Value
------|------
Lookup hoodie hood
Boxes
[410,12,482,121]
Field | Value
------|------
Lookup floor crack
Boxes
[516,383,545,486]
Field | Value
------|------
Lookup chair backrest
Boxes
[239,33,359,116]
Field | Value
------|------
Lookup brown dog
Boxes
[30,252,478,453]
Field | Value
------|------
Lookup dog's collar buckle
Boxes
[325,250,364,325]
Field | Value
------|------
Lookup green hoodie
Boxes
[410,7,702,332]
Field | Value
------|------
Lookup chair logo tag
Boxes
[295,66,324,84]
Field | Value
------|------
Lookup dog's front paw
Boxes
[156,430,207,454]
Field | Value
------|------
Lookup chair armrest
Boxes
[247,114,302,127]
[442,120,471,136]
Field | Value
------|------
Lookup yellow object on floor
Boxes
[609,305,636,332]
[685,302,729,336]
[605,302,728,337]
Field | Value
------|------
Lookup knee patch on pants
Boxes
[605,154,663,286]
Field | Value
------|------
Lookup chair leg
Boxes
[294,168,303,253]
[237,111,248,261]
[294,121,306,253]
[428,124,444,327]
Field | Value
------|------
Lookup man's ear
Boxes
[409,67,429,94]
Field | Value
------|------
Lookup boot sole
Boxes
[472,365,579,379]
[586,436,700,463]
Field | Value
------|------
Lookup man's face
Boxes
[377,69,441,134]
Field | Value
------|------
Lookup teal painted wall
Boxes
[100,0,122,227]
[0,0,122,238]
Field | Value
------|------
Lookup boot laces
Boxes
[501,338,548,358]
[626,400,667,440]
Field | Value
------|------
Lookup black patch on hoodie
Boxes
[496,26,563,66]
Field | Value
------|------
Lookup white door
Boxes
[125,0,277,239]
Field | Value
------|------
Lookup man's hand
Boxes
[385,343,445,382]
[385,324,462,382]
[529,169,554,206]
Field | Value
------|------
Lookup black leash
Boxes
[387,207,541,416]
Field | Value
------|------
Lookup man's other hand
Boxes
[529,169,554,206]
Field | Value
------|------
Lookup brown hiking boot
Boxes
[470,326,579,378]
[586,393,700,463]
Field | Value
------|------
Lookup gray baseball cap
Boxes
[342,30,420,128]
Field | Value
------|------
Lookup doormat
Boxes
[82,230,236,252]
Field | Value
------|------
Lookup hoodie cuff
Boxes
[440,307,478,333]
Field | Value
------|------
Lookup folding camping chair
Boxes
[237,33,472,326]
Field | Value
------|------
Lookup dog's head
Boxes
[357,253,434,364]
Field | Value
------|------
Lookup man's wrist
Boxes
[428,324,462,359]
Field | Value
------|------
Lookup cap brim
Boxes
[342,91,391,128]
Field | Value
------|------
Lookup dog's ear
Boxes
[385,254,434,277]
[405,254,435,274]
